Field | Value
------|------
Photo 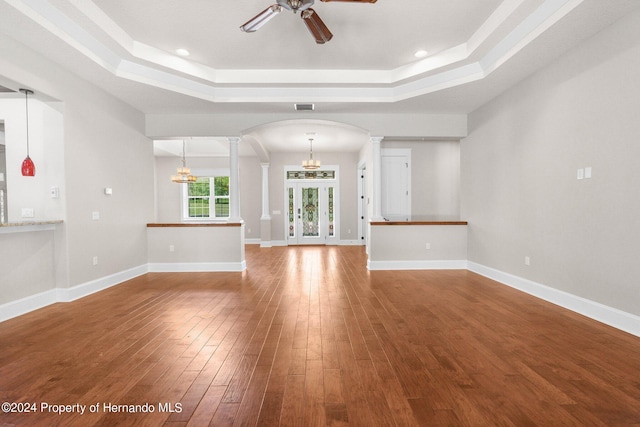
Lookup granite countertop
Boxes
[0,220,64,227]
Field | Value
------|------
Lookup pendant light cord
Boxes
[21,89,31,156]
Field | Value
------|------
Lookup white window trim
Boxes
[181,168,230,222]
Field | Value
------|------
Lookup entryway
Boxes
[285,168,339,245]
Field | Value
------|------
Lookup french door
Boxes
[286,181,337,245]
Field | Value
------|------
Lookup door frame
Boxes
[357,161,367,247]
[381,148,411,221]
[284,165,340,245]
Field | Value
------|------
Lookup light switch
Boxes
[92,211,100,220]
[104,187,113,195]
[577,168,584,180]
[584,167,592,179]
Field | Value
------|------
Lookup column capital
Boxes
[370,136,384,145]
[227,137,241,145]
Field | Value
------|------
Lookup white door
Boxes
[286,182,337,245]
[381,150,411,221]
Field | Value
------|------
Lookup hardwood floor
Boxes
[1,245,640,426]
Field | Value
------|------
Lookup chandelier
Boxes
[171,140,197,183]
[302,137,320,170]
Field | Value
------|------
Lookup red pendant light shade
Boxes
[21,156,35,176]
[19,88,35,177]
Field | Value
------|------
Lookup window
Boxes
[183,175,229,219]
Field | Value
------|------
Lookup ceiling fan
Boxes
[240,0,377,44]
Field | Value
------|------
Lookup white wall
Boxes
[383,139,460,218]
[0,31,154,295]
[146,113,467,140]
[0,98,65,222]
[461,8,640,316]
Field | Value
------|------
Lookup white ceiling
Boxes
[1,0,639,157]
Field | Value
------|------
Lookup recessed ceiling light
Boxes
[414,50,428,58]
[176,48,190,57]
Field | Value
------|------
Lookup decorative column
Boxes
[260,163,271,220]
[260,163,272,247]
[228,137,242,223]
[371,136,384,221]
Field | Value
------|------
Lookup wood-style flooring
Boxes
[1,245,639,426]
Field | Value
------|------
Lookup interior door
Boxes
[381,151,410,221]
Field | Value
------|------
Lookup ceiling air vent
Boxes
[295,103,314,111]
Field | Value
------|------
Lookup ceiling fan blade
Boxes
[240,5,282,33]
[301,9,333,44]
[320,0,377,3]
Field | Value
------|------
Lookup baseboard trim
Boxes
[339,240,362,246]
[368,259,468,271]
[0,289,58,323]
[4,259,638,338]
[0,264,148,323]
[57,264,149,303]
[148,261,246,272]
[468,261,640,338]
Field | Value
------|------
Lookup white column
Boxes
[260,162,272,247]
[260,163,271,220]
[371,136,384,221]
[228,137,242,223]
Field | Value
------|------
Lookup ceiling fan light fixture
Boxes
[175,48,190,57]
[277,0,314,12]
[414,50,429,58]
[241,0,375,42]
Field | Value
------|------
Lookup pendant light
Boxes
[19,88,35,177]
[302,137,320,170]
[171,140,197,183]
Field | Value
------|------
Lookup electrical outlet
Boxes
[584,166,592,179]
[21,208,34,218]
[426,243,431,250]
[524,256,530,266]
[92,256,98,266]
[92,211,100,220]
[169,245,175,252]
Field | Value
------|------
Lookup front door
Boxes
[286,181,337,245]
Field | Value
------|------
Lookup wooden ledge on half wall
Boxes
[370,216,467,226]
[146,222,242,227]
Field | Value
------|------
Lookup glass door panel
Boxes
[302,186,319,238]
